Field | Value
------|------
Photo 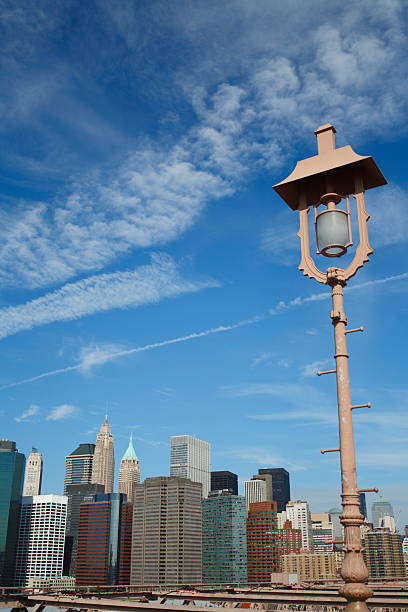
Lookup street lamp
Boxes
[273,124,387,612]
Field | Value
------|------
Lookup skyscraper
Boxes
[311,513,334,553]
[75,493,132,585]
[64,443,95,494]
[14,495,67,587]
[91,416,115,494]
[371,501,394,528]
[210,471,238,495]
[363,528,406,579]
[258,468,290,512]
[252,474,273,500]
[244,478,266,510]
[359,492,367,520]
[0,440,25,586]
[170,435,210,498]
[118,435,140,503]
[247,501,279,581]
[63,483,105,576]
[23,448,43,496]
[203,492,247,583]
[131,477,202,585]
[286,501,314,551]
[277,520,302,558]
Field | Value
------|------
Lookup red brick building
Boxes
[277,520,302,568]
[247,501,279,582]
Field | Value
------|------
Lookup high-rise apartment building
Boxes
[277,520,302,559]
[64,443,95,493]
[258,468,290,512]
[14,495,67,587]
[118,435,140,503]
[131,477,202,585]
[363,528,406,579]
[23,448,43,496]
[202,492,247,583]
[76,493,132,585]
[63,483,105,576]
[0,440,25,586]
[247,501,279,581]
[286,501,314,551]
[371,501,394,528]
[91,416,115,494]
[210,471,238,495]
[244,478,266,510]
[311,513,334,553]
[170,435,210,498]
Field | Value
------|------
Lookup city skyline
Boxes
[1,0,407,529]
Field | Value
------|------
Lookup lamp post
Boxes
[273,125,387,612]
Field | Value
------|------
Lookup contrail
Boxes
[1,270,407,392]
[0,314,266,391]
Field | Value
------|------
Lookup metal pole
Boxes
[330,279,372,612]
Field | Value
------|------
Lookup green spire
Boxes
[122,433,138,461]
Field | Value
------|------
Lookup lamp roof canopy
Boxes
[273,124,387,210]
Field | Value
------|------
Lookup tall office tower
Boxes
[0,440,25,586]
[118,435,140,503]
[405,525,408,538]
[359,492,367,520]
[131,477,202,585]
[22,448,43,496]
[327,508,343,542]
[244,478,266,511]
[371,501,394,528]
[91,416,115,494]
[311,513,334,553]
[247,501,279,581]
[210,471,238,495]
[64,443,95,493]
[63,483,105,576]
[202,491,247,583]
[258,468,290,512]
[170,435,211,498]
[252,474,273,500]
[286,501,314,551]
[14,495,67,587]
[363,528,406,579]
[76,493,132,585]
[277,520,302,559]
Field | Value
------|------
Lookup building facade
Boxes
[247,501,279,582]
[202,492,247,583]
[170,435,210,498]
[281,551,343,581]
[277,520,302,560]
[311,513,334,553]
[363,528,406,579]
[244,478,266,511]
[15,495,67,587]
[91,416,115,494]
[118,435,140,503]
[131,477,202,585]
[258,468,290,513]
[76,493,132,585]
[371,501,394,528]
[63,482,105,576]
[286,501,314,551]
[22,448,43,497]
[0,440,25,586]
[210,471,238,495]
[64,443,95,493]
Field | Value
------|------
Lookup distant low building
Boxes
[281,551,343,581]
[27,576,75,589]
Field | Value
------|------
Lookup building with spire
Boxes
[91,416,115,494]
[119,435,140,503]
[23,448,43,496]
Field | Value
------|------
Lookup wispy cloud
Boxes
[224,447,306,471]
[300,360,330,377]
[0,254,220,340]
[251,352,272,368]
[1,270,407,391]
[15,404,40,423]
[46,404,77,421]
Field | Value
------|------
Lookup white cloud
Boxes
[224,446,306,471]
[0,253,220,340]
[300,360,330,377]
[77,343,128,375]
[15,404,40,423]
[46,404,77,421]
[251,352,271,368]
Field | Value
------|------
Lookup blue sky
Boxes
[1,0,407,527]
